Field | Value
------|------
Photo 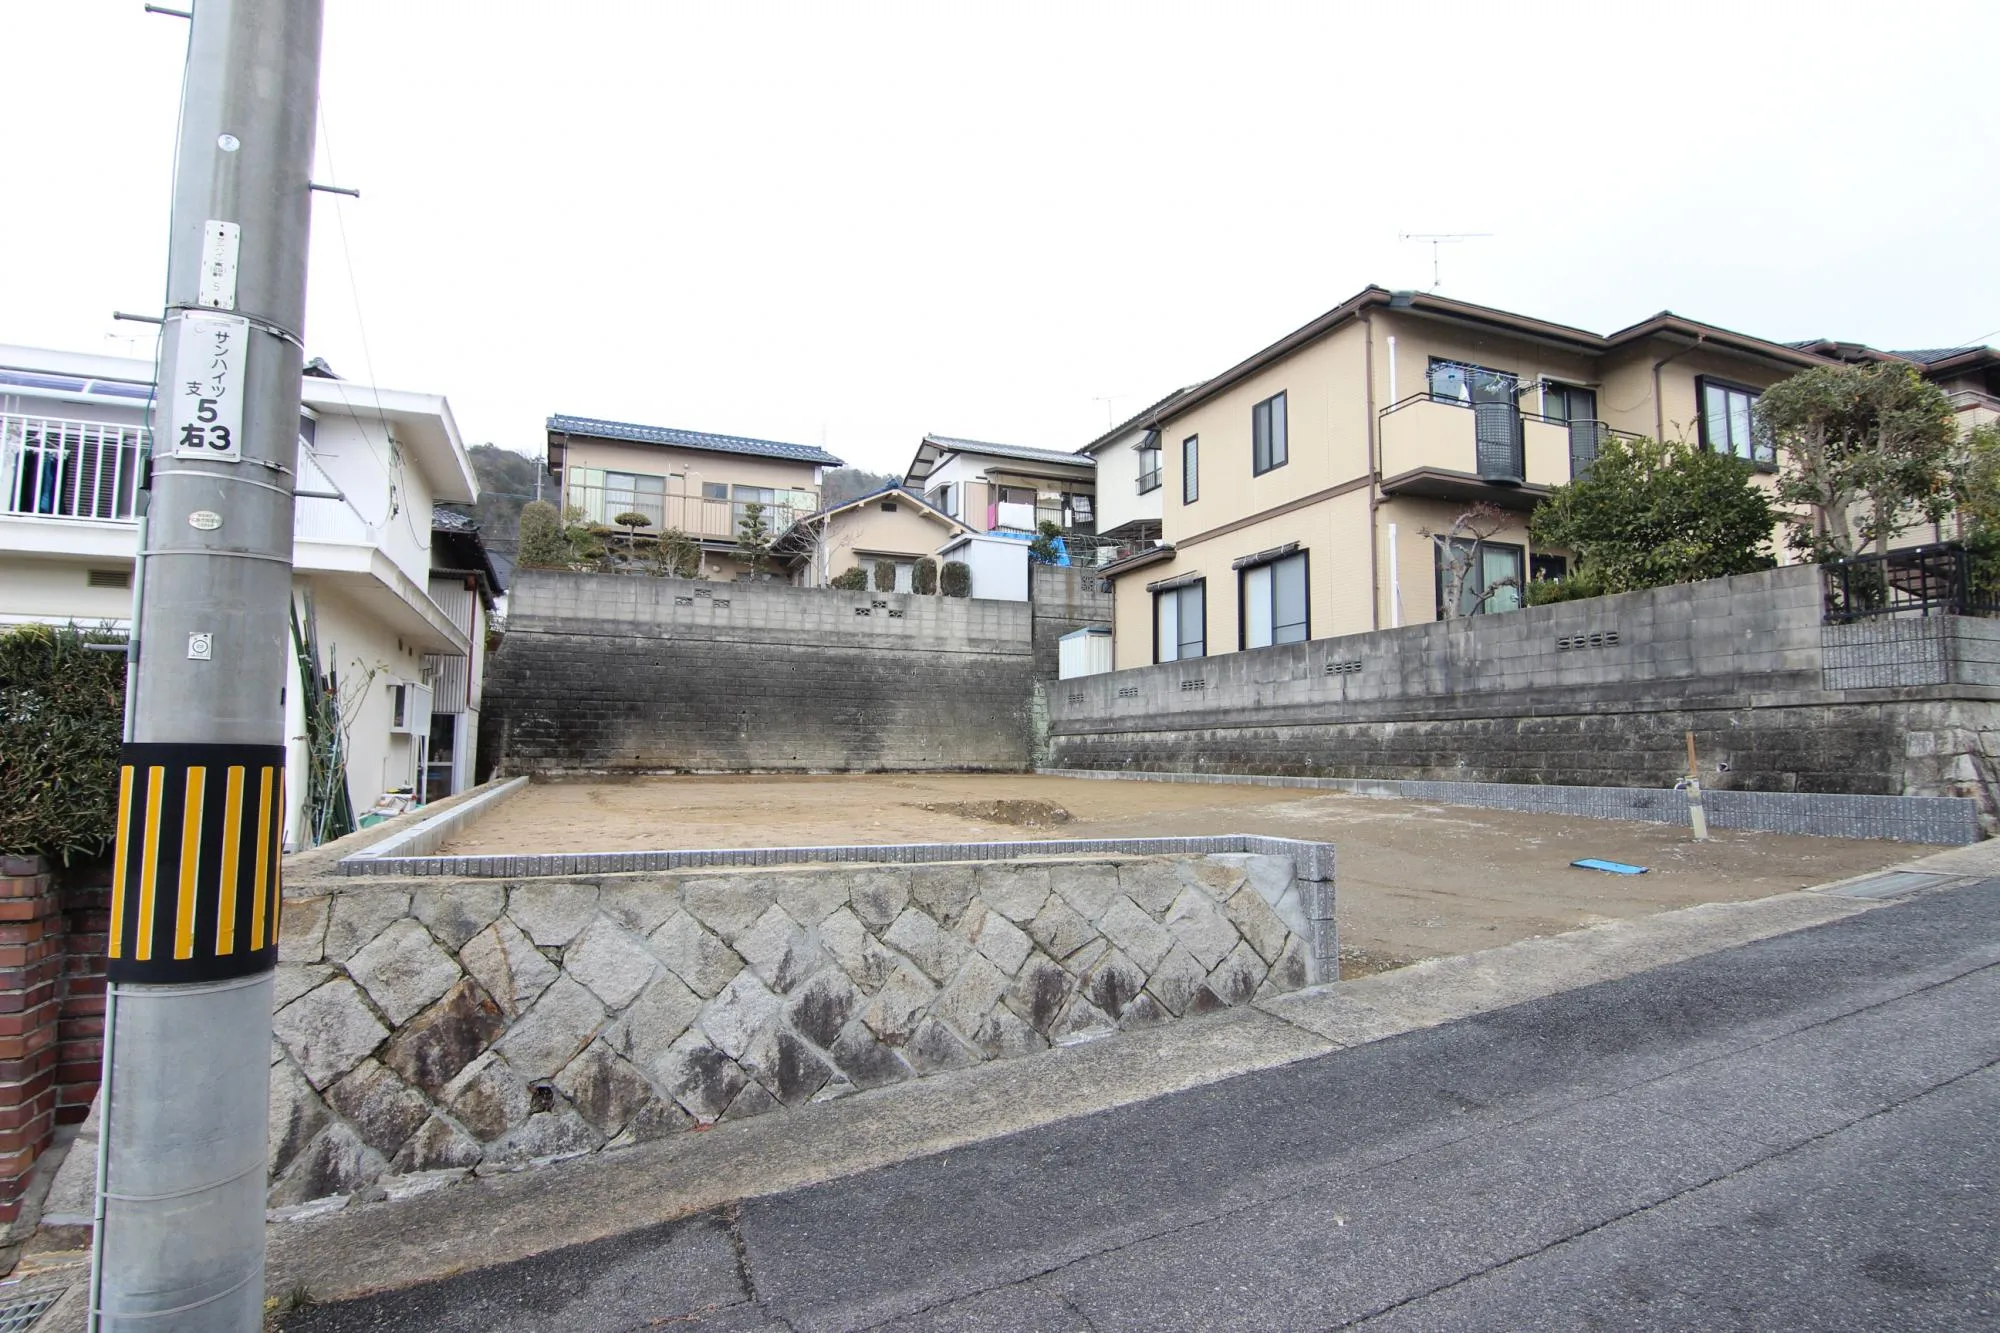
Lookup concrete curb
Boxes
[254,882,1895,1307]
[1035,766,1983,845]
[334,774,530,865]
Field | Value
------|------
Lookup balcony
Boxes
[564,482,815,544]
[3,413,144,524]
[1376,395,1638,510]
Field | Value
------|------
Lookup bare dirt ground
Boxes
[442,774,1936,978]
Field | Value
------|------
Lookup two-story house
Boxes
[900,434,1099,598]
[1100,286,1836,670]
[0,343,486,845]
[545,415,844,579]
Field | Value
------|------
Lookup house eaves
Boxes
[905,434,1098,488]
[1146,286,1834,430]
[546,415,846,472]
[1076,385,1205,455]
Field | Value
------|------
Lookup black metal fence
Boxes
[1820,544,2000,623]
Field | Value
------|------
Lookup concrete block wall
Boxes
[1049,567,2000,812]
[482,571,1035,774]
[259,850,1327,1206]
[1030,564,1114,679]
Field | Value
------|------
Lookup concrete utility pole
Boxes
[92,2,325,1328]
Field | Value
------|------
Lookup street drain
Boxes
[1818,871,1962,901]
[0,1289,62,1332]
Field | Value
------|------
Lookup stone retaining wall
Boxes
[266,846,1331,1206]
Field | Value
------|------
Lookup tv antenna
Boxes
[1399,232,1493,291]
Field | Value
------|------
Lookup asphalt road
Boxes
[284,879,2000,1332]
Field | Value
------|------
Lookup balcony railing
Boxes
[564,481,814,543]
[1136,466,1161,494]
[1378,395,1643,489]
[2,413,145,522]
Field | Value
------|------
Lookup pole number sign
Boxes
[168,312,250,463]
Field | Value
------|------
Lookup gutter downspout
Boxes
[1364,310,1380,630]
[1651,334,1707,442]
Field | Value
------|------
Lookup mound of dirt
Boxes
[916,799,1075,828]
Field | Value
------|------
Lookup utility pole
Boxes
[91,2,325,1328]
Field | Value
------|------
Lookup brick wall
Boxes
[55,864,109,1127]
[0,856,62,1227]
[481,572,1036,774]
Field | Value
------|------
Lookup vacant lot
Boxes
[444,774,1932,977]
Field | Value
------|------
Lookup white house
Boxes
[0,343,491,847]
[1074,386,1196,560]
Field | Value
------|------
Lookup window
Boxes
[1252,393,1287,474]
[1241,551,1308,649]
[1698,377,1774,467]
[1154,580,1205,662]
[702,481,729,501]
[1183,435,1200,503]
[1529,552,1568,583]
[1136,432,1162,493]
[1429,359,1519,406]
[928,483,957,517]
[604,471,666,525]
[1434,538,1524,617]
[1542,383,1597,424]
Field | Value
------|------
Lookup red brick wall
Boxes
[0,855,63,1226]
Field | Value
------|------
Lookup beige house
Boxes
[779,486,969,591]
[1102,286,1839,670]
[546,414,844,579]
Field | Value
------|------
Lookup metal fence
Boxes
[1820,544,2000,623]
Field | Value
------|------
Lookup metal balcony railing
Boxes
[2,413,145,522]
[1136,467,1161,494]
[1822,544,2000,624]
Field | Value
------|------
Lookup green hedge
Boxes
[0,625,126,861]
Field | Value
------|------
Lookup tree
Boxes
[516,499,569,568]
[649,527,701,579]
[735,501,774,579]
[829,566,870,591]
[1759,362,1957,560]
[1028,519,1065,564]
[1528,435,1776,595]
[873,561,898,592]
[912,557,938,595]
[612,510,651,565]
[940,561,972,597]
[1425,503,1520,618]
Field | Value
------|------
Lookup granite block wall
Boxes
[481,572,1035,774]
[262,850,1327,1206]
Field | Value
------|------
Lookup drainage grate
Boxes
[0,1290,62,1332]
[1818,870,1962,901]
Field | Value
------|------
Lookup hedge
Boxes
[0,624,126,861]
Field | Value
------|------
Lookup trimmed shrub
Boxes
[912,557,938,595]
[0,624,126,861]
[516,499,569,568]
[829,566,870,591]
[651,527,701,579]
[873,561,898,592]
[941,560,972,598]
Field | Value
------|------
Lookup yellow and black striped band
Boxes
[107,742,285,984]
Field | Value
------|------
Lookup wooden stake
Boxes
[1684,730,1710,841]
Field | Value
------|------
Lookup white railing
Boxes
[2,413,145,522]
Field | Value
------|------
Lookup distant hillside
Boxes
[463,443,551,555]
[821,467,900,506]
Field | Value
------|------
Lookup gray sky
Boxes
[5,2,1997,477]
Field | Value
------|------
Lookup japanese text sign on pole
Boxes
[168,311,250,463]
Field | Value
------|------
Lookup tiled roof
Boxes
[1890,348,1984,365]
[547,414,845,467]
[921,434,1097,468]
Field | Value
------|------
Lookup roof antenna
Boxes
[1092,395,1117,428]
[1398,232,1493,291]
